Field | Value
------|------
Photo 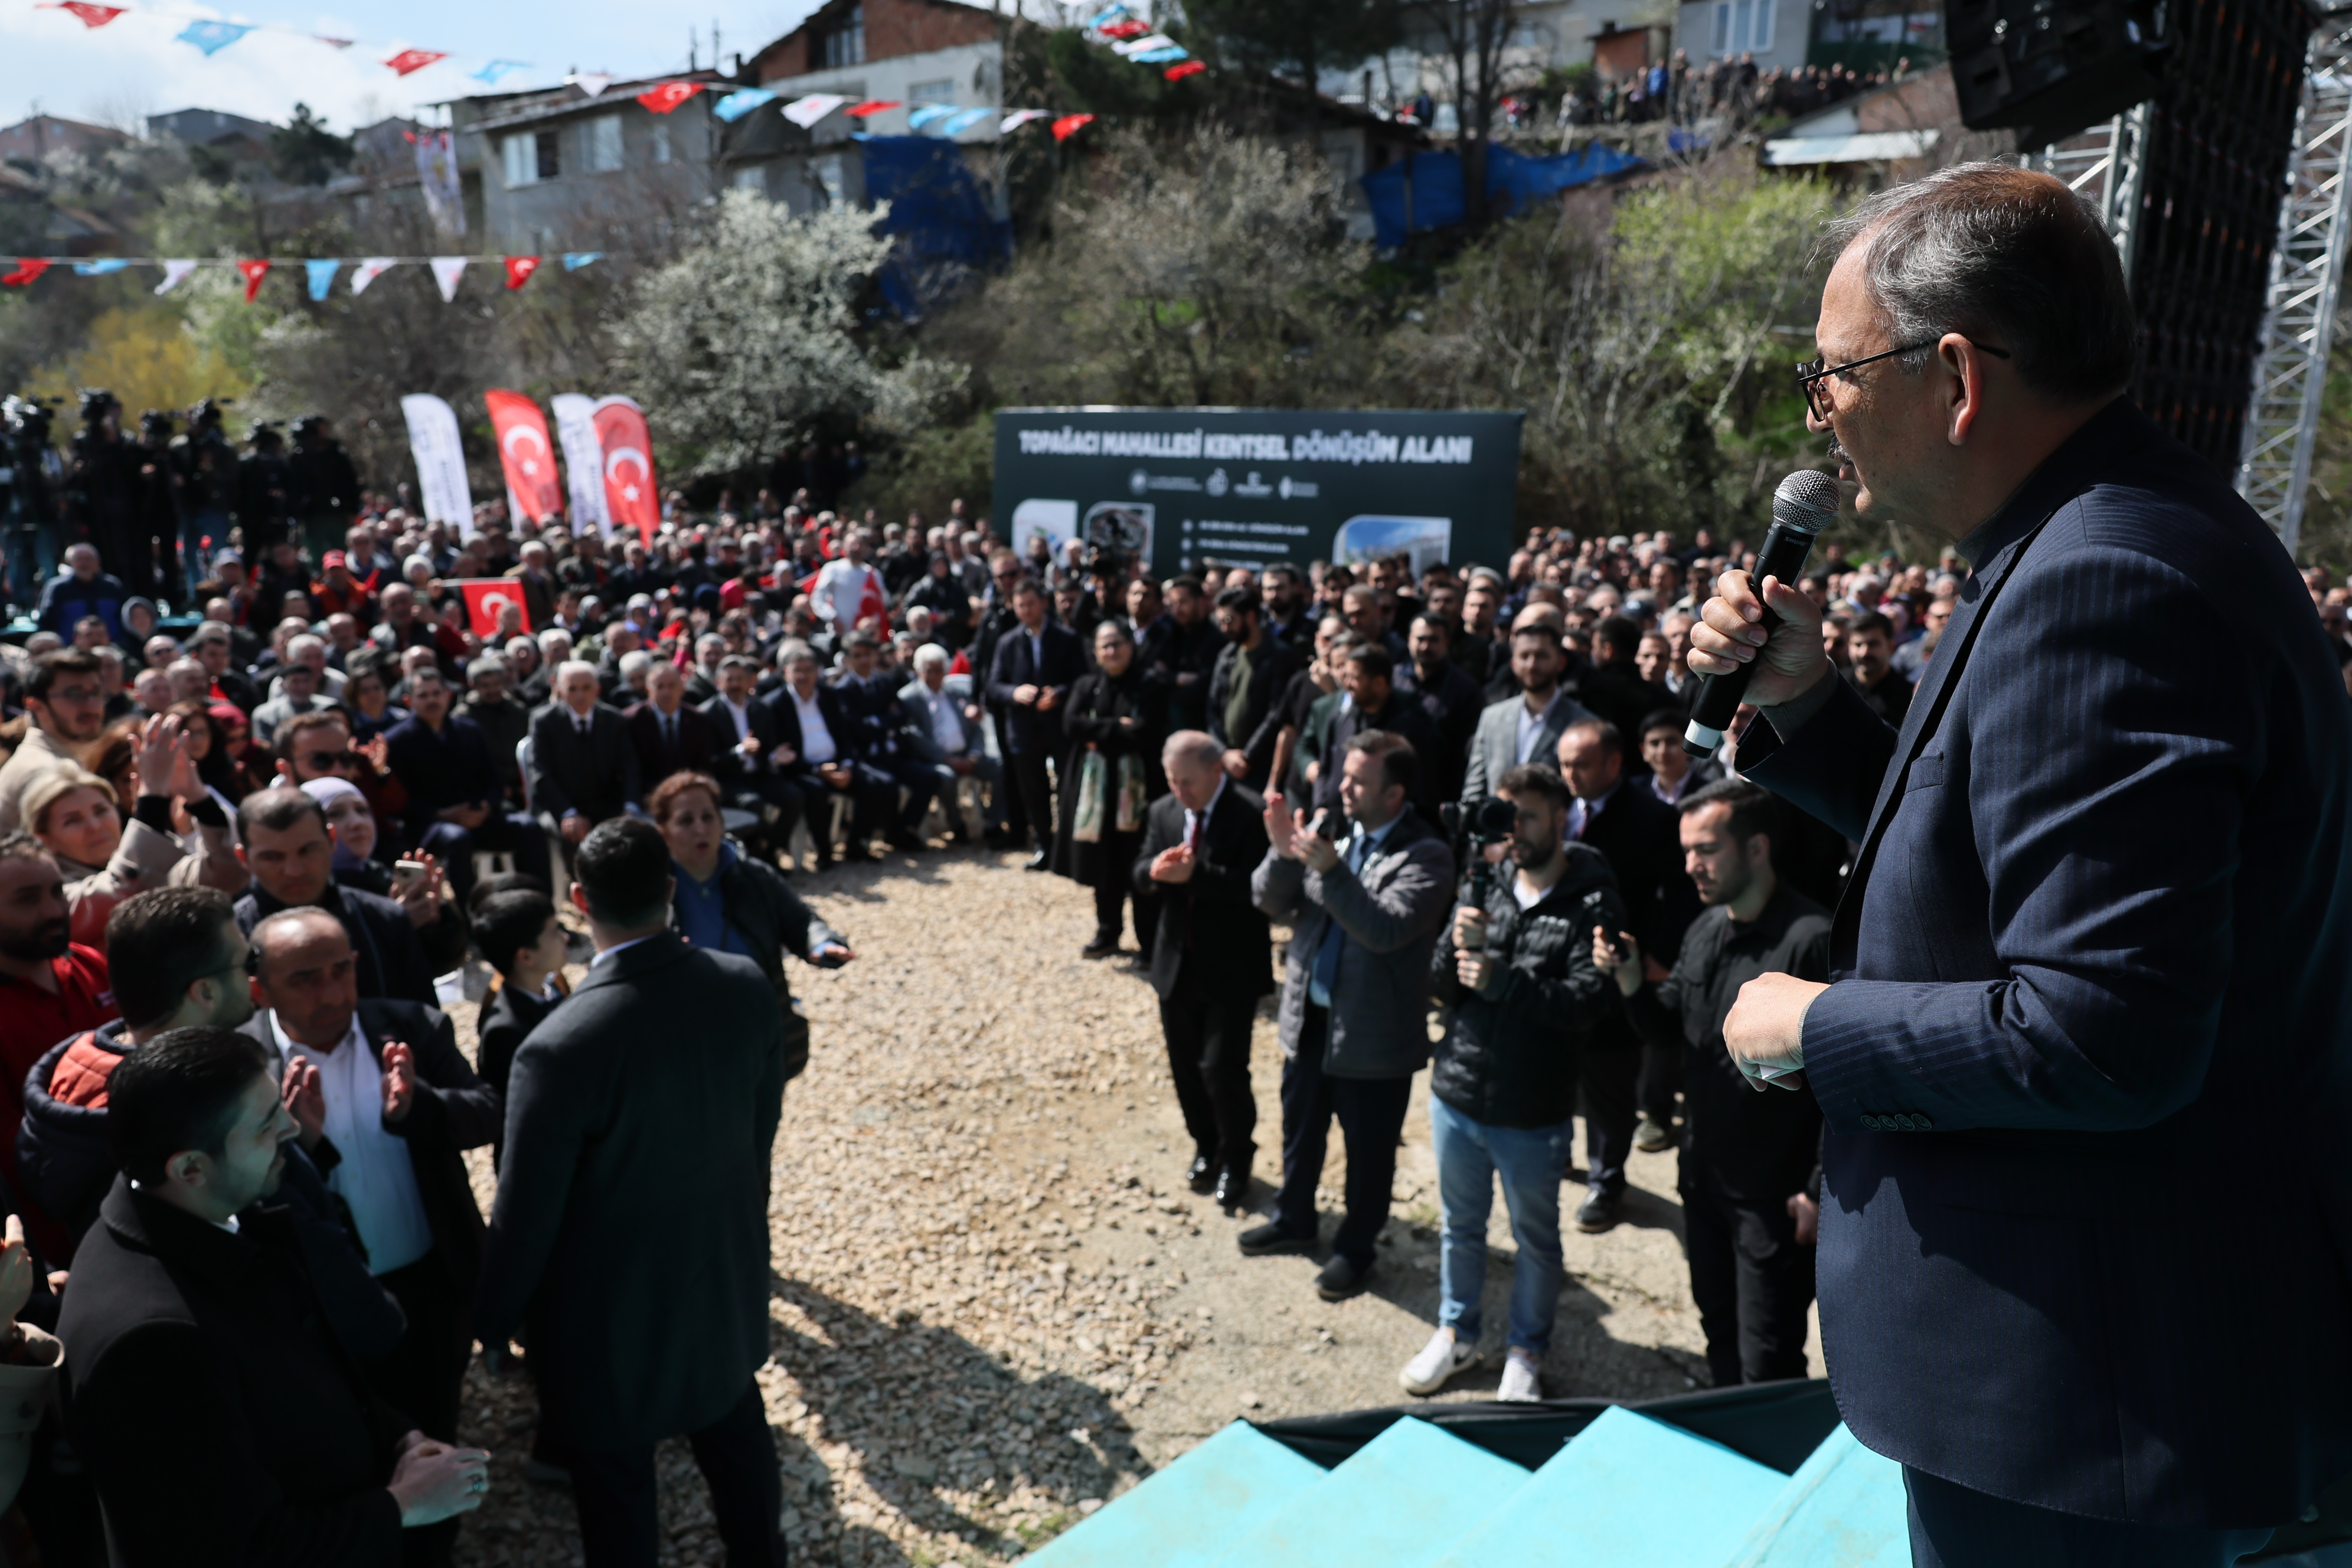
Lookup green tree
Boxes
[1182,0,1406,101]
[269,104,354,188]
[610,189,953,479]
[1411,0,1521,226]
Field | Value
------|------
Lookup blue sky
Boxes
[1,1,832,135]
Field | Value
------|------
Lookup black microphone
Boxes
[1683,468,1841,759]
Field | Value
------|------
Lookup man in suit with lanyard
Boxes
[1691,163,2352,1564]
[1135,730,1273,1210]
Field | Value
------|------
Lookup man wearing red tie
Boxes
[1556,717,1701,1231]
[1134,731,1272,1210]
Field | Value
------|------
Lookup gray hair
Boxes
[618,650,652,680]
[538,629,573,659]
[1162,729,1221,772]
[778,639,818,668]
[555,658,599,686]
[913,642,950,672]
[1820,161,2135,404]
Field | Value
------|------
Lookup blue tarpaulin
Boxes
[1358,142,1645,248]
[857,135,1014,318]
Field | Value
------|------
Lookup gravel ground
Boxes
[447,845,1821,1567]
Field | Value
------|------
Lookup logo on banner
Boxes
[605,446,649,503]
[1206,468,1229,497]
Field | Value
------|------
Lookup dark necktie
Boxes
[663,713,677,755]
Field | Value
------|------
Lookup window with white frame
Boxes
[586,115,623,173]
[821,4,865,68]
[1711,0,1773,54]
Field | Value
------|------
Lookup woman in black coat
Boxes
[1054,618,1167,959]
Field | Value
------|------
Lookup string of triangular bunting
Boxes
[0,253,604,300]
[27,0,533,80]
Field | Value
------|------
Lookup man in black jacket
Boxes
[234,788,439,1007]
[836,631,936,852]
[703,655,806,858]
[387,665,553,907]
[243,907,501,1458]
[1157,575,1226,736]
[57,1026,489,1568]
[1134,731,1274,1209]
[476,819,785,1568]
[625,660,720,789]
[1557,717,1703,1231]
[1405,763,1625,1401]
[1206,587,1302,792]
[469,888,571,1168]
[986,578,1086,870]
[1308,643,1445,825]
[527,661,643,854]
[1598,779,1831,1389]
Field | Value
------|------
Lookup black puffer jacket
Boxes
[1428,842,1626,1129]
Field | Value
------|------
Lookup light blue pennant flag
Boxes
[906,103,958,130]
[713,87,778,122]
[71,259,129,276]
[177,21,254,55]
[305,259,342,300]
[472,60,529,84]
[561,252,603,272]
[1133,46,1189,63]
[941,107,994,135]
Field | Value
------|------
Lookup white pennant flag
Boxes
[999,109,1051,134]
[153,259,199,295]
[350,257,397,295]
[429,257,468,302]
[568,71,612,97]
[781,93,849,129]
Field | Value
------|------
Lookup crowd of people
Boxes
[0,463,2346,1566]
[1550,52,1898,130]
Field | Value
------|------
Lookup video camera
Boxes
[1440,795,1518,913]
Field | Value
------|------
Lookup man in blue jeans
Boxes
[1404,763,1625,1400]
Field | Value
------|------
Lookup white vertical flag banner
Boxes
[548,393,612,535]
[400,393,474,534]
[153,259,198,295]
[429,257,468,302]
[351,257,397,295]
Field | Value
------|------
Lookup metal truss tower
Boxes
[2022,104,2153,280]
[2235,17,2352,554]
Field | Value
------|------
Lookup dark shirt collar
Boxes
[1953,397,2158,569]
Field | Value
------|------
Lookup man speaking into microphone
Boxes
[1690,162,2352,1566]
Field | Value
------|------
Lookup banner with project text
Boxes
[992,408,1523,579]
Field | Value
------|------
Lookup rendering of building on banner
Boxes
[992,409,1523,580]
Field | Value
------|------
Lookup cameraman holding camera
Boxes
[1402,765,1625,1402]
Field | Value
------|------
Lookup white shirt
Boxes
[1515,690,1563,764]
[790,688,837,765]
[1183,775,1228,848]
[718,695,754,743]
[591,933,662,967]
[812,560,881,629]
[919,684,966,755]
[267,1011,433,1276]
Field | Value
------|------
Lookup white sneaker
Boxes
[1399,1328,1479,1396]
[1497,1348,1543,1403]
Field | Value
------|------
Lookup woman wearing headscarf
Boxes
[297,774,471,976]
[1054,618,1167,959]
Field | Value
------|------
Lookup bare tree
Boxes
[1409,0,1518,226]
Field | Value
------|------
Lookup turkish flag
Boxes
[0,259,49,288]
[504,256,541,290]
[636,81,705,115]
[486,389,564,527]
[592,396,660,546]
[236,259,270,300]
[1051,114,1095,142]
[456,579,533,639]
[43,3,126,27]
[384,49,446,76]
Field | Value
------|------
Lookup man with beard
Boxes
[1595,779,1830,1389]
[0,837,112,1156]
[0,649,107,834]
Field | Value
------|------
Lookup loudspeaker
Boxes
[1945,0,2174,146]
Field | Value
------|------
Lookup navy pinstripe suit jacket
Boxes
[1744,399,2352,1528]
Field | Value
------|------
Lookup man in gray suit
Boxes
[1461,620,1592,806]
[1244,730,1455,1302]
[475,818,785,1567]
[899,642,1005,843]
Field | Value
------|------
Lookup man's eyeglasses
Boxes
[300,749,359,773]
[1796,338,2010,421]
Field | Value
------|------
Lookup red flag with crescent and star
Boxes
[41,3,126,27]
[504,256,541,290]
[591,396,660,547]
[456,579,533,639]
[636,81,704,115]
[485,389,564,526]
